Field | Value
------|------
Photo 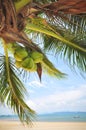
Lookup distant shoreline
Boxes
[0,112,86,122]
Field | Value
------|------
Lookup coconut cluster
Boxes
[13,45,43,72]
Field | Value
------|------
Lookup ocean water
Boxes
[37,112,86,122]
[0,112,86,122]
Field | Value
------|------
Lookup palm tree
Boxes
[0,0,86,124]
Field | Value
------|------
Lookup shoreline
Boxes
[0,119,86,122]
[0,121,86,130]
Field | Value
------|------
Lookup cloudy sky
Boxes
[0,54,86,115]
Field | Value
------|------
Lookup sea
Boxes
[0,112,86,122]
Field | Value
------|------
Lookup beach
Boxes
[0,121,86,130]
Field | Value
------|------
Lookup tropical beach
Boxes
[0,121,86,130]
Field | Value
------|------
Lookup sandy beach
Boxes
[0,121,86,130]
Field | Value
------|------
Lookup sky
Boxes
[26,57,86,114]
[0,51,86,115]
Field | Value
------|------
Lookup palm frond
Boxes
[42,14,86,72]
[0,55,35,124]
[14,0,31,12]
[26,18,86,53]
[42,56,66,78]
[42,34,86,73]
[45,14,86,37]
[25,17,86,74]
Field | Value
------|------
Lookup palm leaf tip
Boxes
[42,57,66,78]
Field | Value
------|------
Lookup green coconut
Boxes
[14,48,28,61]
[31,51,43,63]
[29,63,37,72]
[22,57,34,69]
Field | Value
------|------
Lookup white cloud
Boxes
[28,80,46,88]
[27,84,86,113]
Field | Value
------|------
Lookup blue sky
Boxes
[0,52,86,115]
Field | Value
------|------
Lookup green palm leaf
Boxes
[25,16,86,74]
[42,14,86,73]
[14,0,31,12]
[26,18,86,53]
[0,45,35,124]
